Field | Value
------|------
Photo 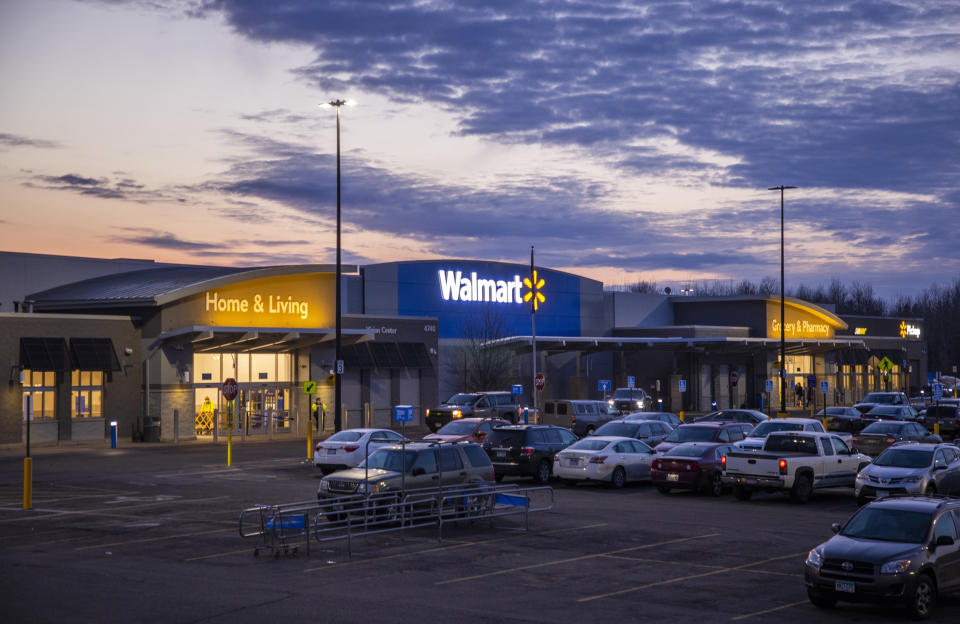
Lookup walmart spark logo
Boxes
[899,321,907,338]
[523,270,546,311]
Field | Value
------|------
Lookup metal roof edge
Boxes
[154,264,355,306]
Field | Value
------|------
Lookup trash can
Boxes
[143,416,162,442]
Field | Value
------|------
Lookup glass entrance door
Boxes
[242,386,291,436]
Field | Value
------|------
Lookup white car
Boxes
[554,435,657,488]
[313,428,408,474]
[736,418,828,451]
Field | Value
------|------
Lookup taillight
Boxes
[885,436,896,445]
[779,459,788,475]
[852,434,859,445]
[589,455,607,464]
[315,444,322,451]
[571,416,577,425]
[520,446,535,455]
[343,445,359,452]
[652,459,661,470]
[490,467,496,481]
[860,413,866,419]
[426,409,430,417]
[721,455,726,470]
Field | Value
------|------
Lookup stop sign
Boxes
[534,373,545,391]
[222,377,239,401]
[729,370,740,387]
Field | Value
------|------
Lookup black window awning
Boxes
[369,342,405,369]
[70,338,122,372]
[342,343,374,369]
[20,337,70,372]
[399,342,433,368]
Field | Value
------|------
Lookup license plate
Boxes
[326,448,337,455]
[568,458,580,466]
[496,451,506,459]
[875,489,889,498]
[666,473,679,482]
[835,580,855,594]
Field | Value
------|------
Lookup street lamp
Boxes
[768,185,796,414]
[320,98,356,432]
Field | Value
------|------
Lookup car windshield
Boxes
[665,444,711,458]
[863,393,898,404]
[665,427,716,442]
[841,508,931,543]
[868,406,901,415]
[359,449,418,472]
[444,393,479,405]
[749,421,803,437]
[612,389,639,399]
[824,407,851,416]
[435,421,477,435]
[325,431,363,442]
[873,449,934,468]
[567,439,611,451]
[595,422,640,437]
[861,422,905,434]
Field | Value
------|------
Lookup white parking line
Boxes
[730,600,808,620]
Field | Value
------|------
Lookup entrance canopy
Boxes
[149,325,375,352]
[485,334,868,356]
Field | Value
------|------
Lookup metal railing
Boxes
[239,482,554,558]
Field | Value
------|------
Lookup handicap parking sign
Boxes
[393,405,414,422]
[765,379,774,393]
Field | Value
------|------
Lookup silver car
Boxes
[855,443,960,505]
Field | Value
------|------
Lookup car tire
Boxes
[791,474,813,504]
[494,473,504,483]
[733,485,753,501]
[584,426,595,437]
[705,472,723,497]
[924,484,936,496]
[609,467,626,489]
[655,485,671,495]
[906,573,937,620]
[806,590,837,609]
[534,459,552,485]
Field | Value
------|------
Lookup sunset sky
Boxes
[2,0,958,297]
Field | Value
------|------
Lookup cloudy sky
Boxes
[2,0,958,297]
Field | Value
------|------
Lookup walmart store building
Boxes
[0,252,926,446]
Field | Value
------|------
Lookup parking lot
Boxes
[1,439,958,623]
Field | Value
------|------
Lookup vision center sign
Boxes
[162,274,335,331]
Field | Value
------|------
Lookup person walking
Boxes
[795,382,804,408]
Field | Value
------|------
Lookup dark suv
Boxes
[653,421,752,453]
[482,425,578,484]
[923,405,960,440]
[804,495,960,619]
[426,391,516,432]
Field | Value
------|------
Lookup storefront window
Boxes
[22,370,56,420]
[71,370,104,418]
[193,354,222,384]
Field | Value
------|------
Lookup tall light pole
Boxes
[768,185,796,414]
[320,98,356,432]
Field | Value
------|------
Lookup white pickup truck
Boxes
[721,431,872,503]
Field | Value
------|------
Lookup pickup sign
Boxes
[722,431,871,503]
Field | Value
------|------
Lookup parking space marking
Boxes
[599,554,800,578]
[0,494,232,524]
[184,548,255,562]
[436,533,720,586]
[75,527,233,551]
[730,600,808,620]
[302,522,610,573]
[577,551,804,602]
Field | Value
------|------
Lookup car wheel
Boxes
[733,485,753,501]
[535,459,552,485]
[806,590,837,609]
[494,472,504,483]
[790,474,813,504]
[584,426,595,437]
[924,484,937,496]
[706,472,723,497]
[609,467,626,489]
[655,485,671,495]
[906,573,937,620]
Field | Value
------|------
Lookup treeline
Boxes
[614,277,960,372]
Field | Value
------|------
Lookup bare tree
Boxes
[446,308,516,391]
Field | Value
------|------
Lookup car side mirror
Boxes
[412,467,425,476]
[935,535,955,547]
[831,522,842,534]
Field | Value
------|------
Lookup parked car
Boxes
[482,424,579,484]
[852,421,942,457]
[314,428,408,474]
[922,404,960,440]
[855,443,960,505]
[317,442,494,499]
[623,411,682,428]
[422,417,509,444]
[607,387,652,413]
[864,405,918,422]
[816,406,869,433]
[652,442,733,496]
[592,418,673,447]
[804,495,960,619]
[541,399,618,436]
[853,391,910,415]
[696,409,768,426]
[425,391,517,431]
[554,436,656,488]
[653,422,752,454]
[736,418,827,451]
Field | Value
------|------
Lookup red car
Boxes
[651,442,734,496]
[422,417,509,444]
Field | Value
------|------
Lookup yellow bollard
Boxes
[307,422,314,460]
[934,422,940,437]
[23,457,32,510]
[823,418,829,431]
[678,411,685,423]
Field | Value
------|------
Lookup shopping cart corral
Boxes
[238,482,554,558]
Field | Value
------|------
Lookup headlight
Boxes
[607,399,614,405]
[453,409,462,418]
[426,409,430,417]
[901,475,922,483]
[880,559,912,574]
[356,482,367,493]
[636,400,643,408]
[319,480,329,491]
[806,547,824,568]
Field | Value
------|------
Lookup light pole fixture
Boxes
[768,185,796,414]
[320,98,356,432]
